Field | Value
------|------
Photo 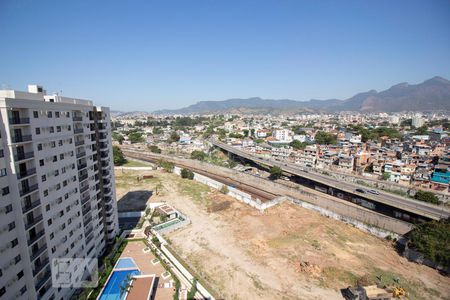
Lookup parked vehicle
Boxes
[355,188,366,193]
[367,189,380,195]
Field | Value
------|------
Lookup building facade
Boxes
[0,85,119,300]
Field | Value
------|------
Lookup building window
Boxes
[53,156,57,162]
[50,232,54,240]
[66,112,70,117]
[17,270,24,279]
[0,168,6,177]
[5,204,12,213]
[60,154,64,160]
[0,149,4,158]
[35,128,40,135]
[2,187,9,196]
[37,144,42,151]
[55,111,60,118]
[50,127,54,133]
[44,190,48,197]
[51,141,56,148]
[47,111,52,118]
[46,204,50,211]
[33,111,39,118]
[40,159,44,166]
[42,175,46,182]
[47,219,52,226]
[20,286,26,295]
[58,140,63,146]
[0,287,5,297]
[11,238,18,247]
[8,222,15,231]
[57,126,61,132]
[14,255,21,264]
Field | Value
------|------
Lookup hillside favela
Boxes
[0,1,449,300]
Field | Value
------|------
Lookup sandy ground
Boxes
[115,168,450,300]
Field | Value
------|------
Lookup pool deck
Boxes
[120,241,174,300]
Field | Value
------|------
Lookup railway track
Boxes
[123,149,277,202]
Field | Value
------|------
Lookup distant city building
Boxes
[0,85,119,299]
[412,114,424,128]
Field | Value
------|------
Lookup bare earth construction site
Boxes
[115,167,450,300]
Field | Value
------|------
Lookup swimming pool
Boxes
[115,258,137,269]
[98,269,140,300]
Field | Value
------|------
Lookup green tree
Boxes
[270,166,283,179]
[415,125,429,135]
[382,172,390,181]
[314,131,337,145]
[152,127,163,134]
[290,140,308,150]
[112,132,124,144]
[254,139,264,144]
[243,129,249,137]
[220,185,229,194]
[148,145,162,154]
[191,150,207,161]
[128,131,145,143]
[414,190,441,205]
[169,131,180,143]
[409,218,450,268]
[113,146,127,165]
[181,168,194,180]
[158,160,174,172]
[187,278,198,300]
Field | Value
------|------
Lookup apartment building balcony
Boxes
[82,204,91,216]
[9,117,30,125]
[84,215,93,226]
[20,184,39,197]
[27,229,45,246]
[25,214,43,230]
[77,163,87,171]
[30,245,48,263]
[102,170,111,177]
[74,128,84,134]
[34,267,51,291]
[11,134,32,143]
[14,151,34,162]
[75,140,85,147]
[85,232,94,245]
[85,226,94,238]
[76,151,86,159]
[17,167,37,179]
[80,184,89,194]
[22,198,41,214]
[101,161,110,168]
[73,116,83,121]
[79,173,88,182]
[81,194,90,205]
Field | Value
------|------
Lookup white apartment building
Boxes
[272,129,292,142]
[0,85,119,300]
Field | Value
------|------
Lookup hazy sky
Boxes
[1,0,449,111]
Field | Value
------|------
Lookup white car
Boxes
[367,189,380,195]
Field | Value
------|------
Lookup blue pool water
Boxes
[115,258,137,269]
[99,269,140,300]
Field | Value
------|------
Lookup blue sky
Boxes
[1,0,449,111]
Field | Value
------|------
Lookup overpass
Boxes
[211,139,450,222]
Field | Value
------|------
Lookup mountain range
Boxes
[153,76,450,115]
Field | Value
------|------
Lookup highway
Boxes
[211,139,450,220]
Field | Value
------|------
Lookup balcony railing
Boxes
[20,184,39,197]
[81,194,90,205]
[25,215,43,230]
[27,229,45,246]
[73,116,83,121]
[77,163,87,171]
[9,117,30,125]
[17,167,37,179]
[76,151,86,159]
[79,173,88,182]
[32,258,50,276]
[22,199,41,214]
[15,151,34,162]
[30,245,48,263]
[74,128,84,134]
[11,134,32,143]
[75,140,85,147]
[80,185,89,194]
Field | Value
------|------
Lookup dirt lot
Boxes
[115,168,450,300]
